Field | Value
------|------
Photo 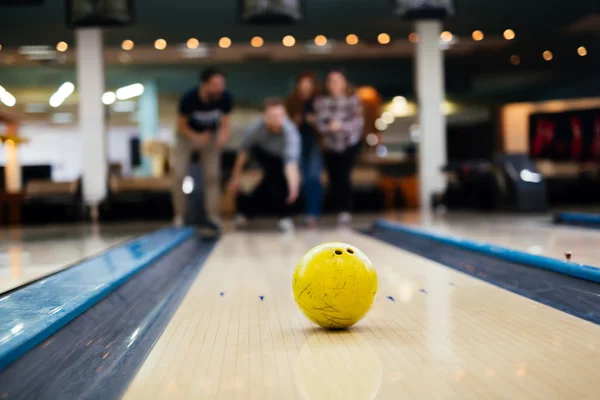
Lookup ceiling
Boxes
[0,0,598,111]
[0,0,597,46]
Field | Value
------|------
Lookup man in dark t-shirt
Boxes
[172,67,233,233]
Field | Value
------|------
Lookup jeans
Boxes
[301,135,323,218]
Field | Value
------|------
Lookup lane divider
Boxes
[554,212,600,227]
[374,219,600,284]
[0,227,194,371]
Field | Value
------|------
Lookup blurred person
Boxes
[313,69,364,225]
[172,67,233,235]
[286,72,322,228]
[228,97,301,232]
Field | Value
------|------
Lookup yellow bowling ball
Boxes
[293,242,378,329]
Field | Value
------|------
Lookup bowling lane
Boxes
[0,223,161,294]
[387,212,600,267]
[124,229,600,400]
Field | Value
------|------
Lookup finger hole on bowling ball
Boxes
[346,248,354,254]
[335,250,343,255]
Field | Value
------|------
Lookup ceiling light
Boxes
[393,96,407,106]
[578,46,587,56]
[219,37,232,49]
[186,38,199,49]
[121,40,134,51]
[382,111,395,125]
[408,33,419,43]
[102,91,117,105]
[472,30,484,41]
[154,39,167,50]
[282,35,296,47]
[56,41,68,52]
[49,82,75,108]
[503,29,515,40]
[57,82,75,97]
[543,50,553,61]
[251,36,264,48]
[0,90,16,107]
[440,31,453,42]
[314,35,327,46]
[378,33,391,45]
[346,34,359,45]
[375,118,387,131]
[116,83,144,100]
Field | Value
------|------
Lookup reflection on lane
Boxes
[295,330,382,400]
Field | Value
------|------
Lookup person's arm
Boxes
[228,151,248,193]
[178,93,210,144]
[178,115,210,146]
[313,98,332,134]
[229,120,258,192]
[304,98,317,127]
[284,162,300,204]
[340,95,364,135]
[283,121,302,203]
[216,93,234,148]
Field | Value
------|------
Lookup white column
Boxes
[415,20,447,211]
[76,28,107,211]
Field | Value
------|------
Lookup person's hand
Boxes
[286,185,299,204]
[228,177,239,196]
[293,114,303,125]
[216,130,228,149]
[190,131,211,147]
[329,120,343,132]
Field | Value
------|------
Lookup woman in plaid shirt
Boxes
[312,69,364,224]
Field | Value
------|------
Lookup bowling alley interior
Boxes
[1,0,600,399]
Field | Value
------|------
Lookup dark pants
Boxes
[301,135,323,218]
[237,147,293,219]
[324,144,360,213]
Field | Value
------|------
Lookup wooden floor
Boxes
[124,228,600,399]
[0,223,160,294]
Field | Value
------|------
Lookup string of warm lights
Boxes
[2,31,586,58]
[0,30,589,84]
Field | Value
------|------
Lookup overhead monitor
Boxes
[0,1,43,5]
[393,0,455,20]
[239,0,304,25]
[66,0,134,28]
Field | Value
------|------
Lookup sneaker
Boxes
[278,218,295,232]
[337,212,352,225]
[206,217,222,232]
[234,214,248,229]
[304,215,319,229]
[196,217,222,238]
[173,215,185,228]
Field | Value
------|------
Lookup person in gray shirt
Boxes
[228,97,301,231]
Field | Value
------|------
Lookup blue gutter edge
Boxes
[0,227,195,372]
[554,212,600,226]
[374,219,600,284]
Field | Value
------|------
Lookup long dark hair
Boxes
[285,71,320,118]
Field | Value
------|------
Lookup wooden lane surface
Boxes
[123,229,600,399]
